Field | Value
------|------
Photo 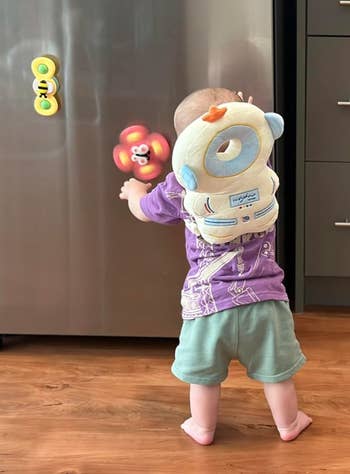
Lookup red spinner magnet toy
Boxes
[113,125,170,181]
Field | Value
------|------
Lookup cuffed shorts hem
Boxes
[247,354,307,383]
[171,365,228,385]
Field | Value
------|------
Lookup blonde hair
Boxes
[174,88,242,136]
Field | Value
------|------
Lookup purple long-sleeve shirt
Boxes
[140,172,288,320]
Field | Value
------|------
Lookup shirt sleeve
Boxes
[140,172,183,225]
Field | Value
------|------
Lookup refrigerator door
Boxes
[0,0,273,336]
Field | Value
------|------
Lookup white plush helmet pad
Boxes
[172,102,284,245]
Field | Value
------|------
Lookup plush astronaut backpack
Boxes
[172,102,284,245]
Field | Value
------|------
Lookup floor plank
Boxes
[0,311,349,473]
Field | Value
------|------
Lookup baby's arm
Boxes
[120,172,183,225]
[119,178,152,222]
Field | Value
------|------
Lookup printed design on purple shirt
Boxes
[165,188,201,237]
[181,239,242,319]
[235,246,245,275]
[228,280,261,305]
[165,189,193,222]
[228,228,275,305]
[165,190,185,202]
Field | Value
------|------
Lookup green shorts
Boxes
[171,300,306,385]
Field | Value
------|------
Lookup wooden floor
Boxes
[0,309,349,474]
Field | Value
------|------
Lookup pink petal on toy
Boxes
[134,161,162,181]
[120,125,149,145]
[148,133,170,162]
[113,145,133,172]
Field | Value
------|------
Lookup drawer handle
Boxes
[334,220,350,227]
[337,101,350,106]
[339,1,350,4]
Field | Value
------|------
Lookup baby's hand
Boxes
[238,91,253,104]
[119,178,152,201]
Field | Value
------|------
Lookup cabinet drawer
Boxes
[308,0,350,35]
[305,162,350,277]
[306,37,350,163]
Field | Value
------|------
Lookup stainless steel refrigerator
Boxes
[0,0,283,337]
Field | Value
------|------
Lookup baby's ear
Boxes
[264,113,284,139]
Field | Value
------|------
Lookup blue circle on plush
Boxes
[204,125,259,177]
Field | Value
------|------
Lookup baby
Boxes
[119,88,312,445]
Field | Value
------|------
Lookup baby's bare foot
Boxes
[181,417,215,445]
[278,410,312,441]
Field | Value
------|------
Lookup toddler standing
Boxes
[119,88,312,445]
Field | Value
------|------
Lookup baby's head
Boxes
[174,88,242,136]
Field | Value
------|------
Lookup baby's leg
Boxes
[181,383,220,445]
[263,378,312,441]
